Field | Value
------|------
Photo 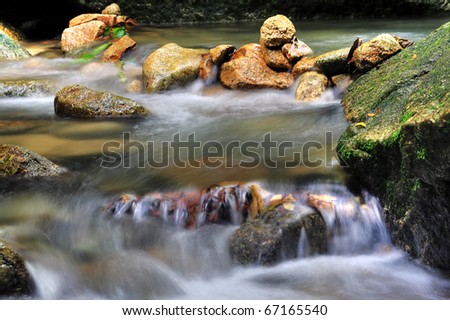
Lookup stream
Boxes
[1,18,450,299]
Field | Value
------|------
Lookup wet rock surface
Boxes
[0,30,31,61]
[54,84,149,118]
[260,14,296,48]
[337,21,450,271]
[0,80,53,97]
[0,243,33,296]
[0,144,64,177]
[295,71,330,102]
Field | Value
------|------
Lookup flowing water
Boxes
[1,18,450,299]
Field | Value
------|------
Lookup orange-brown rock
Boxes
[260,14,296,48]
[102,3,121,15]
[61,21,106,53]
[199,54,215,81]
[220,43,293,90]
[295,71,330,102]
[353,33,403,73]
[100,35,136,63]
[69,14,118,28]
[282,38,313,63]
[116,16,139,27]
[209,44,236,65]
[260,43,291,70]
[292,57,315,79]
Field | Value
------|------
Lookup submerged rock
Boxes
[0,80,53,97]
[54,85,149,118]
[260,14,296,48]
[220,43,293,90]
[230,205,326,265]
[0,30,31,61]
[353,33,403,73]
[61,21,106,53]
[337,21,450,271]
[143,43,207,92]
[0,243,33,296]
[295,71,330,102]
[0,144,64,177]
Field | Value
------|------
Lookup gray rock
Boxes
[0,30,31,61]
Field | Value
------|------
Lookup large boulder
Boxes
[0,31,31,61]
[230,205,326,265]
[54,85,149,118]
[0,144,64,177]
[337,22,450,271]
[61,21,106,53]
[353,33,403,73]
[0,243,33,296]
[260,14,296,48]
[220,43,293,90]
[143,43,207,92]
[0,80,53,97]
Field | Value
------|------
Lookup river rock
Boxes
[314,47,350,76]
[292,57,315,78]
[230,205,326,265]
[295,71,330,102]
[69,14,118,28]
[220,43,293,90]
[0,144,64,177]
[331,74,352,91]
[353,33,404,73]
[54,84,149,118]
[282,38,313,63]
[100,35,136,62]
[199,54,214,81]
[61,21,106,53]
[0,22,22,42]
[143,43,208,92]
[337,21,450,271]
[0,80,53,97]
[0,243,33,296]
[209,44,236,65]
[0,31,31,61]
[102,3,121,15]
[260,43,291,70]
[260,14,296,48]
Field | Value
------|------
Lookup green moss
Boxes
[401,111,416,123]
[417,147,426,160]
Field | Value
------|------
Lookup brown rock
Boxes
[292,57,315,79]
[69,14,118,28]
[282,38,313,63]
[331,74,352,91]
[314,47,350,77]
[100,35,136,62]
[295,71,330,102]
[260,14,296,48]
[260,43,291,71]
[0,243,33,296]
[209,44,236,65]
[102,3,121,15]
[199,54,215,81]
[61,21,106,53]
[143,43,208,92]
[353,34,403,73]
[220,43,293,90]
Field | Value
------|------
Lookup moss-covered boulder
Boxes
[0,80,53,97]
[54,84,149,118]
[337,21,450,271]
[0,243,33,296]
[0,30,31,61]
[0,144,64,177]
[143,43,208,92]
[229,205,326,265]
